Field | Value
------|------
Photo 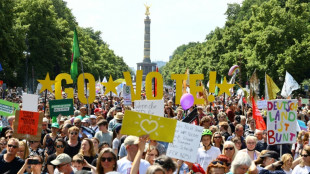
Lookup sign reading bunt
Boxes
[166,122,203,163]
[13,110,43,141]
[121,110,177,142]
[49,99,74,117]
[267,99,298,145]
[0,99,19,116]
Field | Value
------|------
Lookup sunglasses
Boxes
[301,154,309,157]
[6,135,12,139]
[56,145,64,148]
[101,157,114,162]
[211,161,224,165]
[70,132,78,135]
[214,136,222,139]
[8,144,18,149]
[224,147,234,151]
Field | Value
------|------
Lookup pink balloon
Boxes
[180,93,194,110]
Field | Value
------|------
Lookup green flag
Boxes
[70,28,80,83]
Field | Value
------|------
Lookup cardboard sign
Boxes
[123,84,132,106]
[134,100,164,117]
[121,110,177,142]
[49,99,74,117]
[301,98,309,105]
[0,99,19,116]
[13,110,43,141]
[166,122,203,163]
[267,99,298,145]
[22,94,39,112]
[257,100,267,109]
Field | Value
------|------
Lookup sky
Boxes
[64,0,244,70]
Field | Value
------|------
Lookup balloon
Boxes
[180,93,194,110]
[228,65,240,76]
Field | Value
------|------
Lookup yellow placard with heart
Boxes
[121,110,177,142]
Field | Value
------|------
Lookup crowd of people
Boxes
[0,88,310,174]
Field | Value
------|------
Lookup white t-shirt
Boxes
[284,168,292,174]
[196,146,221,170]
[117,157,150,174]
[292,165,310,174]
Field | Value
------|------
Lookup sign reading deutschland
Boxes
[49,99,74,117]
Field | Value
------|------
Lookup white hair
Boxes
[230,152,252,173]
[245,136,257,144]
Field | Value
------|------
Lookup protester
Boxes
[239,136,261,160]
[212,132,224,152]
[222,141,238,162]
[292,145,310,173]
[96,147,118,174]
[17,140,29,160]
[51,153,75,174]
[206,160,227,174]
[228,152,252,174]
[0,138,24,174]
[145,145,159,165]
[46,138,67,174]
[43,122,60,155]
[91,137,100,154]
[95,119,113,146]
[64,126,81,158]
[281,154,293,174]
[79,138,97,170]
[17,155,43,174]
[196,129,221,170]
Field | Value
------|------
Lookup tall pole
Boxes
[79,56,90,115]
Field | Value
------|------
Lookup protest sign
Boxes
[121,110,177,142]
[134,100,164,117]
[122,84,132,106]
[301,98,309,105]
[13,110,43,141]
[257,100,267,109]
[22,93,39,112]
[267,99,298,145]
[0,99,19,116]
[166,121,203,163]
[49,99,74,117]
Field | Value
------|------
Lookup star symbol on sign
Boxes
[37,73,55,93]
[217,76,235,96]
[101,75,121,95]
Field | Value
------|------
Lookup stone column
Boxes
[143,16,151,63]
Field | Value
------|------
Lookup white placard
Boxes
[267,99,298,145]
[257,100,267,109]
[22,94,39,112]
[123,84,132,106]
[166,121,203,163]
[134,100,164,117]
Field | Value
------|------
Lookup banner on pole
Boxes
[267,99,298,145]
[0,99,19,116]
[49,99,74,117]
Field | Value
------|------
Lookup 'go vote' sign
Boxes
[49,99,74,117]
[267,99,298,145]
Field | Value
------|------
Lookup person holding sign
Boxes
[196,129,221,171]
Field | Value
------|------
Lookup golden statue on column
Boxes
[144,4,151,16]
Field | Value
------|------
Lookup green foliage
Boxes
[162,0,310,92]
[0,0,131,89]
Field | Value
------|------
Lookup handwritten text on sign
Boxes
[134,100,164,117]
[267,99,298,145]
[166,121,203,163]
[17,111,40,135]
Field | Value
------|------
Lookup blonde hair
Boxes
[281,153,293,167]
[18,141,30,160]
[79,138,96,157]
[68,126,79,133]
[245,136,257,144]
[223,141,238,160]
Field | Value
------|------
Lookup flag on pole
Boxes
[252,96,266,130]
[70,28,80,83]
[249,70,259,101]
[265,73,280,100]
[281,71,300,98]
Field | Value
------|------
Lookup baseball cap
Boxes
[90,115,96,119]
[81,118,90,123]
[124,136,139,147]
[51,122,59,129]
[94,108,101,113]
[51,153,72,165]
[259,151,279,160]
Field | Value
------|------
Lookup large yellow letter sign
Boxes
[189,74,204,105]
[145,72,163,100]
[55,73,74,99]
[77,73,95,104]
[171,74,187,104]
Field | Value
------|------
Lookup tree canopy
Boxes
[162,0,310,91]
[0,0,131,89]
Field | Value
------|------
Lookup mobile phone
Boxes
[28,159,39,165]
